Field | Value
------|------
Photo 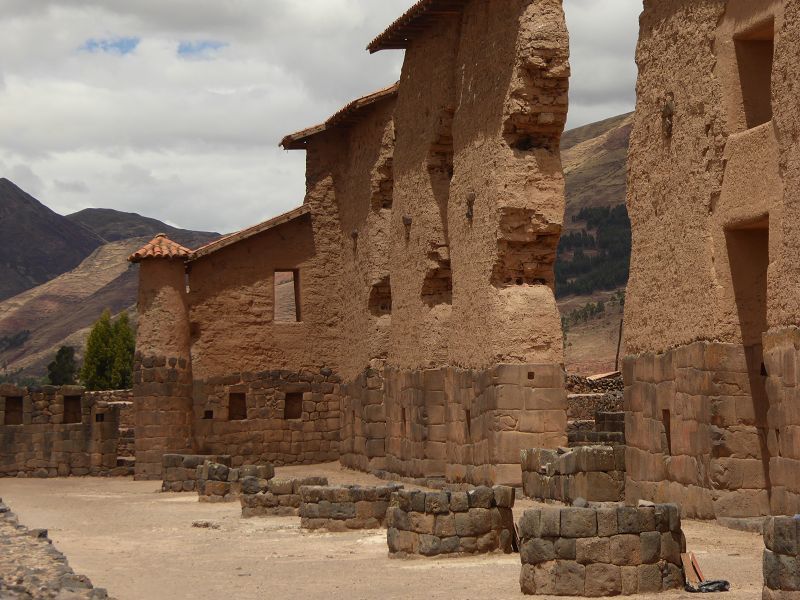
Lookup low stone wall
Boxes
[0,385,123,478]
[240,476,328,517]
[763,515,800,599]
[386,486,516,557]
[521,446,626,503]
[192,368,342,467]
[197,461,274,502]
[518,504,685,596]
[161,454,231,492]
[1,498,113,599]
[299,484,402,531]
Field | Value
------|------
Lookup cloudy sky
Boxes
[0,0,640,234]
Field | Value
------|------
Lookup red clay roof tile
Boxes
[128,233,192,263]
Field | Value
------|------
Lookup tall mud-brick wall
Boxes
[131,250,194,480]
[377,0,570,486]
[624,0,800,518]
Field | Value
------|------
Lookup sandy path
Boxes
[0,463,765,600]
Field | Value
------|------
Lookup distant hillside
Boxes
[67,207,219,248]
[561,112,632,228]
[0,240,143,376]
[0,179,105,301]
[556,113,632,300]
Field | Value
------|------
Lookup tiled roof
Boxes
[280,83,399,150]
[128,233,192,263]
[189,205,311,261]
[367,0,467,53]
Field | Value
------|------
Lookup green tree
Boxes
[110,311,135,389]
[80,310,114,390]
[47,346,77,385]
[80,310,136,390]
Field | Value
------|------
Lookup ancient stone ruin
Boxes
[518,504,685,596]
[126,0,571,489]
[387,486,516,557]
[624,0,798,521]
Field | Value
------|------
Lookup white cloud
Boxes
[0,0,640,233]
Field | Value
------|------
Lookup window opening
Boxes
[228,393,247,421]
[274,270,301,322]
[64,396,82,424]
[284,392,303,420]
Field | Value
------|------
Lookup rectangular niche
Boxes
[228,393,247,421]
[284,392,303,420]
[63,395,82,424]
[735,19,774,129]
[3,396,23,425]
[274,270,301,322]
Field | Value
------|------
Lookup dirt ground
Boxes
[0,463,765,600]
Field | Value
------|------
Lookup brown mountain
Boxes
[561,112,632,231]
[67,208,218,247]
[0,178,105,301]
[0,182,220,379]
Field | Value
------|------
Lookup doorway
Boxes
[725,218,770,494]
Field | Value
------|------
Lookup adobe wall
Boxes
[133,258,194,480]
[188,215,332,378]
[342,0,571,487]
[0,385,122,477]
[624,0,795,517]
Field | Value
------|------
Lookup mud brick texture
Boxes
[240,476,328,517]
[518,504,685,596]
[386,485,516,558]
[763,516,800,599]
[0,385,125,478]
[0,498,113,599]
[300,484,402,532]
[196,461,274,503]
[521,445,626,503]
[161,454,231,492]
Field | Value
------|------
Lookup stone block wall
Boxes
[192,368,341,467]
[240,476,328,517]
[340,364,387,474]
[386,486,515,557]
[133,352,193,480]
[196,461,275,503]
[763,328,800,516]
[568,411,626,447]
[518,504,685,596]
[522,446,626,504]
[763,515,800,599]
[299,484,402,531]
[624,342,773,519]
[0,385,122,478]
[161,454,231,492]
[370,363,566,487]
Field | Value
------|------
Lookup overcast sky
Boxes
[0,0,640,234]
